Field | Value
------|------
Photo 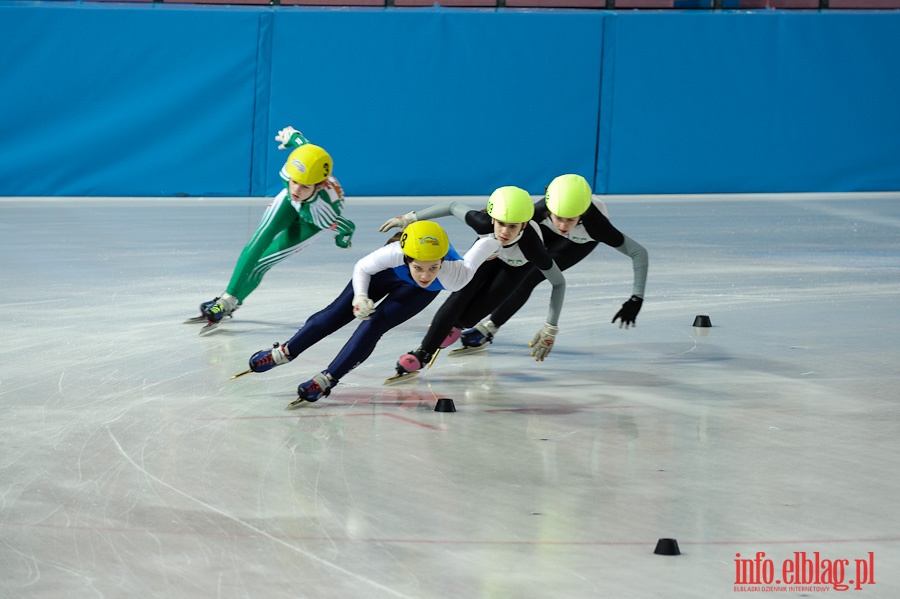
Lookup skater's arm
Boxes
[614,234,648,299]
[580,205,647,298]
[519,227,566,327]
[274,126,310,151]
[537,262,565,327]
[351,244,403,295]
[581,206,624,247]
[379,202,482,234]
[333,214,356,249]
[410,202,474,223]
[436,237,502,292]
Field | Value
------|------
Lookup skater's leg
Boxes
[283,270,402,360]
[250,272,400,373]
[282,281,357,357]
[490,239,598,327]
[486,266,544,328]
[241,220,322,299]
[455,264,532,328]
[326,285,437,380]
[417,261,499,355]
[224,192,299,303]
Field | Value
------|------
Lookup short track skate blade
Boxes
[199,321,220,335]
[384,371,420,385]
[287,397,306,408]
[449,344,488,356]
[184,315,207,324]
[231,369,252,380]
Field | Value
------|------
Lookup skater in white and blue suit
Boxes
[244,220,500,403]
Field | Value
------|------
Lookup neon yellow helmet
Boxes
[400,221,450,261]
[283,144,332,185]
[545,174,592,218]
[486,186,534,223]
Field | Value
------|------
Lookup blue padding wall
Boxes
[598,11,900,194]
[0,3,267,196]
[267,9,604,196]
[0,3,898,197]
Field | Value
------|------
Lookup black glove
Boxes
[612,295,643,329]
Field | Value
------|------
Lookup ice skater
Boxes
[193,126,355,332]
[458,174,648,350]
[378,185,567,377]
[240,220,500,405]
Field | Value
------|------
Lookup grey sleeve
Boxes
[538,261,566,327]
[615,234,649,298]
[414,202,474,223]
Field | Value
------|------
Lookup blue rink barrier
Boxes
[0,2,898,196]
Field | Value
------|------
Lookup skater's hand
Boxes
[353,294,375,320]
[378,211,417,233]
[612,295,643,329]
[529,324,559,361]
[335,231,352,249]
[335,217,355,249]
[275,126,305,150]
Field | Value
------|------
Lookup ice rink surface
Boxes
[2,194,899,598]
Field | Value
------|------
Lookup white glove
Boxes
[378,211,417,233]
[352,294,375,320]
[275,126,305,150]
[529,324,559,361]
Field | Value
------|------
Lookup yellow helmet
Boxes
[400,221,450,261]
[486,186,534,223]
[545,174,591,218]
[283,144,332,185]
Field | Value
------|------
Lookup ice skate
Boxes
[198,295,239,334]
[450,320,497,355]
[384,348,439,385]
[289,372,335,407]
[232,342,291,379]
[249,343,292,373]
[183,299,220,324]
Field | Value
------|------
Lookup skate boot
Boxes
[439,327,462,349]
[396,348,434,375]
[296,371,335,403]
[249,343,292,373]
[199,298,217,315]
[460,320,498,349]
[202,294,238,323]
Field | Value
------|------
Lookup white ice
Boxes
[1,194,899,598]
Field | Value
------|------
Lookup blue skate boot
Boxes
[249,343,292,373]
[459,320,498,349]
[295,371,336,403]
[202,294,238,323]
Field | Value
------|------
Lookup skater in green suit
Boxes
[197,127,355,328]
